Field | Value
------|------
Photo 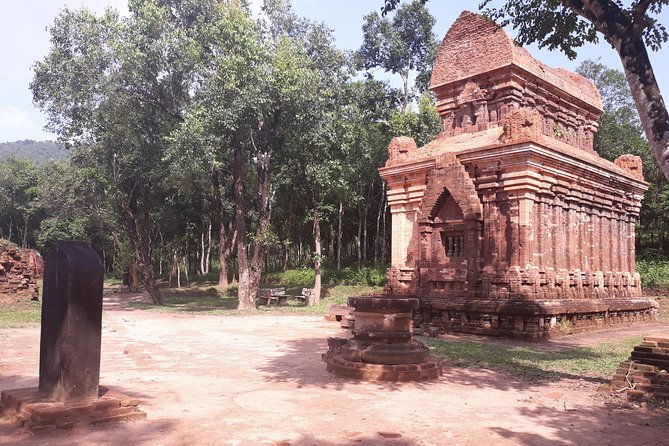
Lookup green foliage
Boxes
[577,59,669,257]
[0,298,41,329]
[0,156,42,247]
[37,216,89,257]
[423,336,644,379]
[358,0,438,106]
[637,257,669,289]
[576,59,649,165]
[388,93,441,146]
[262,266,388,287]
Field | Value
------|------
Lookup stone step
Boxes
[629,353,669,369]
[613,372,669,385]
[634,346,669,355]
[627,388,669,400]
[616,361,659,372]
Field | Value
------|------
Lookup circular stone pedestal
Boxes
[325,297,441,382]
[326,355,441,382]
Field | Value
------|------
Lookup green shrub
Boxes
[637,258,669,289]
[262,265,387,287]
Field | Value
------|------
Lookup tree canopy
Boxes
[8,0,669,313]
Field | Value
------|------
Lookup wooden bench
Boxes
[295,288,313,304]
[257,287,287,306]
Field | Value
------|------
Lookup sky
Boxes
[1,0,668,143]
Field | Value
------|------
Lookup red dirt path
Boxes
[1,292,668,446]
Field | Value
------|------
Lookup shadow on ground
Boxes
[0,375,177,446]
[259,335,456,392]
[490,403,669,446]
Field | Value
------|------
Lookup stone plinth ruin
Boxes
[379,11,657,339]
[0,240,40,300]
[324,297,440,381]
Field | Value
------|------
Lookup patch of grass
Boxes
[0,298,42,329]
[104,277,123,286]
[259,284,383,315]
[126,283,382,316]
[422,336,643,380]
[126,285,237,313]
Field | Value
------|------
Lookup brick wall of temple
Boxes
[0,240,40,299]
[378,11,656,338]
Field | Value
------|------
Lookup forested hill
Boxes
[0,140,68,163]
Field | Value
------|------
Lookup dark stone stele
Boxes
[1,241,146,431]
[39,241,104,402]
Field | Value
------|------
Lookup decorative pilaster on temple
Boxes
[377,10,657,339]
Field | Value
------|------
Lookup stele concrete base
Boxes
[1,386,146,431]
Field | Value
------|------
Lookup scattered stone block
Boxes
[611,336,669,401]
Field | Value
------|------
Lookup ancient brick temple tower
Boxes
[379,11,657,338]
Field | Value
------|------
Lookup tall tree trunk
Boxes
[176,254,181,288]
[374,186,383,265]
[248,156,271,299]
[218,223,230,287]
[248,118,277,300]
[363,203,368,265]
[233,137,253,310]
[357,212,362,270]
[200,229,206,275]
[169,249,178,288]
[211,166,230,288]
[337,201,343,271]
[310,206,322,306]
[567,0,669,180]
[205,221,212,274]
[22,216,28,248]
[120,194,163,305]
[400,71,410,111]
[183,255,189,285]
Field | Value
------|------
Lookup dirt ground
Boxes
[2,293,669,446]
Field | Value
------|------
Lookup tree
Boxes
[263,0,349,305]
[381,0,669,181]
[578,59,669,255]
[31,1,213,304]
[35,156,116,261]
[358,0,438,109]
[0,156,41,247]
[388,92,441,147]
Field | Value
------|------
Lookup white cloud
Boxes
[0,105,54,142]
